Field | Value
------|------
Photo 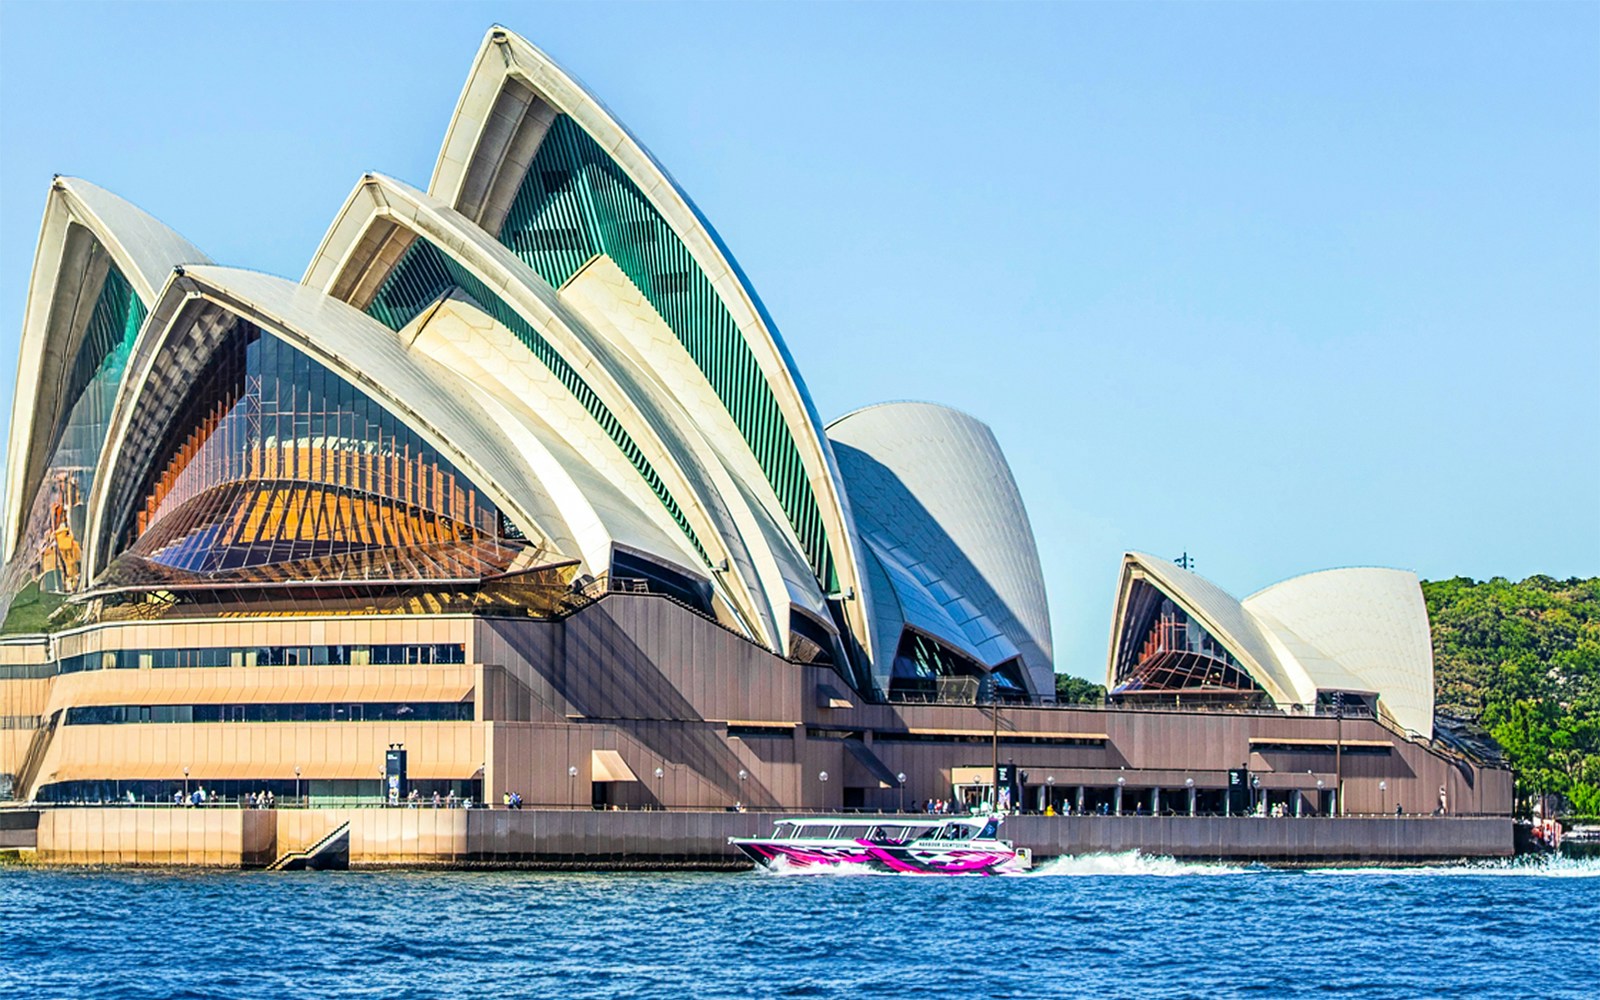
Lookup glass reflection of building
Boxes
[106,320,525,588]
[1,259,146,621]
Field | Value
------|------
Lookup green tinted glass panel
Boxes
[1,262,147,613]
[366,238,709,567]
[498,115,836,591]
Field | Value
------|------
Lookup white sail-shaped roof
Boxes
[828,403,1054,697]
[416,25,873,668]
[1243,568,1435,739]
[1107,553,1434,738]
[84,266,580,581]
[302,173,842,651]
[3,178,210,562]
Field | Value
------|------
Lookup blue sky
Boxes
[1,2,1595,680]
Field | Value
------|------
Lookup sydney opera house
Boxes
[0,27,1507,826]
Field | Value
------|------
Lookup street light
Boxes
[1185,777,1195,817]
[568,765,579,810]
[1046,775,1056,814]
[1252,775,1262,815]
[896,772,907,814]
[294,765,301,807]
[1116,775,1125,816]
[1379,780,1388,817]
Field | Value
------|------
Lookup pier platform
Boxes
[1,807,1512,868]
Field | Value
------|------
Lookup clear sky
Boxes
[1,2,1596,680]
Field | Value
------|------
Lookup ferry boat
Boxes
[731,815,1032,875]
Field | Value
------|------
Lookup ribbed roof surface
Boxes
[829,403,1053,696]
[1111,553,1434,738]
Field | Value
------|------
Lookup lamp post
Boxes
[294,765,301,807]
[1316,778,1325,816]
[896,772,907,814]
[653,766,664,811]
[1185,777,1195,817]
[1046,775,1056,814]
[182,766,190,804]
[1379,780,1388,817]
[1115,775,1125,816]
[568,765,578,809]
[1251,775,1262,815]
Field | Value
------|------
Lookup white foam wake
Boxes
[1303,854,1600,878]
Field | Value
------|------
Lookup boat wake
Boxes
[1024,851,1250,877]
[1303,854,1600,878]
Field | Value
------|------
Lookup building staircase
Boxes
[266,820,350,871]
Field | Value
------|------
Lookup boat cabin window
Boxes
[835,825,872,840]
[979,819,999,839]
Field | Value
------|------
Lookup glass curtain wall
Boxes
[0,256,146,632]
[111,320,523,582]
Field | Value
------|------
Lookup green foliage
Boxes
[1054,673,1106,705]
[1424,575,1600,815]
[0,579,65,635]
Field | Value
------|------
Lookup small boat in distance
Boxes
[731,815,1032,875]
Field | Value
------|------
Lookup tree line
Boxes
[1424,575,1600,818]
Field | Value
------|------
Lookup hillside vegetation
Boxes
[1424,575,1600,815]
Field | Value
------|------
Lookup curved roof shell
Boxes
[83,265,578,584]
[1243,568,1435,739]
[1107,553,1433,738]
[304,174,839,653]
[411,26,873,664]
[3,178,210,563]
[828,402,1054,697]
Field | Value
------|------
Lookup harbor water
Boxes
[2,854,1596,998]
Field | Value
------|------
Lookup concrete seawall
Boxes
[4,807,1513,867]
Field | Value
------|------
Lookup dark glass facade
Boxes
[109,320,525,583]
[65,701,473,725]
[1111,580,1261,698]
[1,257,147,630]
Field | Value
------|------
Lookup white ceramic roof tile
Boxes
[829,402,1053,696]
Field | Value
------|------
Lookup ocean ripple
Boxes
[1,857,1597,998]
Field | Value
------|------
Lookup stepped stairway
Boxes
[11,710,62,802]
[266,821,350,871]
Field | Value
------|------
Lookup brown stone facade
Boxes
[1,594,1511,833]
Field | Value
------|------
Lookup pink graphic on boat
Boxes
[731,815,1031,876]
